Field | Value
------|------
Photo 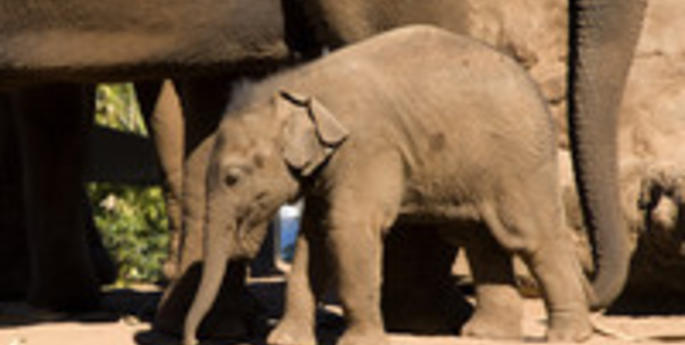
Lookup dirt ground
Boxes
[1,277,684,345]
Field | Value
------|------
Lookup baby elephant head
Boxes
[183,90,348,345]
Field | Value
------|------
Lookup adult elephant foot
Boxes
[154,261,261,340]
[381,223,472,334]
[267,320,316,345]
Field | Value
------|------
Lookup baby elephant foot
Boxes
[546,312,592,342]
[461,310,522,340]
[267,320,316,345]
[337,329,389,345]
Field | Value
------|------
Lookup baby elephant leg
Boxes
[483,188,591,342]
[268,199,332,345]
[327,155,404,345]
[461,227,522,340]
[518,235,592,342]
[327,214,388,345]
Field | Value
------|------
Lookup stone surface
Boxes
[476,0,685,305]
[566,0,685,306]
[2,284,685,345]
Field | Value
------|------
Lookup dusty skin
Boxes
[1,279,684,345]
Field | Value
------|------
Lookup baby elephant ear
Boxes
[308,98,349,146]
[278,91,349,176]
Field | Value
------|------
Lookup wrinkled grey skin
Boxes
[185,26,594,345]
[175,3,647,333]
[181,0,647,340]
[566,0,646,307]
[0,0,644,334]
[290,3,647,311]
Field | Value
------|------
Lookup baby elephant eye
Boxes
[224,173,240,187]
[224,168,242,187]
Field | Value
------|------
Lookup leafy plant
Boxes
[88,182,168,284]
[95,83,148,136]
[87,83,169,285]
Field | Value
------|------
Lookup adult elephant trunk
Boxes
[569,0,646,310]
[183,216,235,345]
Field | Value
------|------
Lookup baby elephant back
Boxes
[353,26,557,161]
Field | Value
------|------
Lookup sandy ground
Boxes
[1,278,684,345]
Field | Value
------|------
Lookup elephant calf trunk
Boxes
[183,241,232,345]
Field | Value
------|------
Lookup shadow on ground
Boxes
[132,278,344,345]
[0,288,161,328]
[608,290,685,315]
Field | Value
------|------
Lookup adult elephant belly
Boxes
[0,0,289,85]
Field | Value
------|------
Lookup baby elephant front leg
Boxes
[326,156,404,345]
[268,202,331,345]
[328,216,388,345]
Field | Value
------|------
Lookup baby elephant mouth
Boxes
[233,212,268,259]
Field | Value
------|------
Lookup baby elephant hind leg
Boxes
[461,226,523,340]
[481,188,592,342]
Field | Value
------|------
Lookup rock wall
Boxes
[559,0,685,308]
[461,0,685,305]
[463,0,569,146]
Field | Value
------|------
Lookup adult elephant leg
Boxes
[0,93,30,300]
[155,77,259,339]
[1,91,114,302]
[10,84,100,311]
[135,80,185,282]
[177,77,235,274]
[381,223,472,334]
[569,0,646,308]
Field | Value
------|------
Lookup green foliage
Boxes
[87,83,169,285]
[95,83,148,136]
[88,183,168,284]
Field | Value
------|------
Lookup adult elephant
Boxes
[0,0,644,334]
[0,0,295,313]
[0,81,183,307]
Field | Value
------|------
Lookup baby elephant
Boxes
[184,25,592,345]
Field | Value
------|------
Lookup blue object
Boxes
[277,203,302,262]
